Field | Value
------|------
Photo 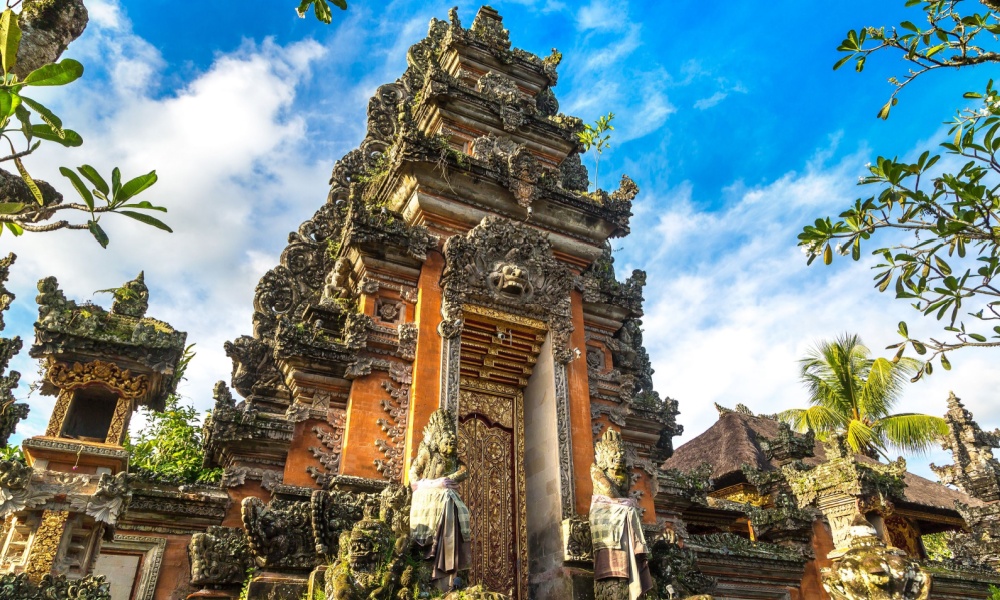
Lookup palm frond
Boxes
[874,413,949,455]
[845,418,884,457]
[859,357,921,421]
[778,406,847,434]
[800,334,867,417]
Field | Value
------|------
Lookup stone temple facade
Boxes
[2,6,1000,600]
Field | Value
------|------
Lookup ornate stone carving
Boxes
[783,435,907,549]
[223,335,287,398]
[591,428,653,600]
[555,363,576,518]
[476,71,536,132]
[562,516,593,562]
[110,271,149,318]
[375,365,411,482]
[189,526,254,587]
[241,497,317,570]
[822,514,930,600]
[46,358,148,398]
[440,216,575,362]
[310,487,373,560]
[85,471,131,525]
[0,254,26,448]
[23,509,68,581]
[0,458,49,516]
[308,409,346,487]
[471,134,547,209]
[559,153,589,192]
[759,422,815,465]
[409,408,471,588]
[646,533,717,600]
[31,276,187,408]
[930,392,1000,502]
[0,573,111,600]
[324,485,419,600]
[221,465,283,490]
[397,322,417,361]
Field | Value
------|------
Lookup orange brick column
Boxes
[568,290,595,515]
[402,250,445,482]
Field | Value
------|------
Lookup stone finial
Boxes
[470,5,511,51]
[110,272,149,318]
[930,392,1000,502]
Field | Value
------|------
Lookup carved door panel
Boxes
[458,388,527,599]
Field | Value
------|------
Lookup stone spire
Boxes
[930,392,1000,502]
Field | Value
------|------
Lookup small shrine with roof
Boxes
[2,6,1000,600]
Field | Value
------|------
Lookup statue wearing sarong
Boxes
[590,428,653,600]
[409,409,471,590]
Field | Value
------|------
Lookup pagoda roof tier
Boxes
[29,274,187,411]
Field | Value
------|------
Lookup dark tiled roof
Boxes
[661,412,977,512]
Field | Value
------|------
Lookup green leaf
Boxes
[22,59,83,87]
[0,89,19,122]
[118,210,172,232]
[898,321,908,338]
[13,156,42,205]
[59,166,94,211]
[112,167,121,197]
[19,96,62,133]
[14,104,30,140]
[877,100,893,120]
[969,333,987,342]
[940,354,951,371]
[4,221,21,236]
[76,165,109,196]
[88,220,109,248]
[0,201,24,214]
[833,55,853,70]
[121,200,167,212]
[0,9,21,75]
[912,340,927,355]
[30,124,81,146]
[114,170,157,204]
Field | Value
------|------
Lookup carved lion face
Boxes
[488,262,531,297]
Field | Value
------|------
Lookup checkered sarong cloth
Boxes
[589,494,646,552]
[409,479,471,546]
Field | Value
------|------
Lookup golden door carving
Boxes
[457,387,527,599]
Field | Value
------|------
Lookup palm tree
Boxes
[779,333,948,459]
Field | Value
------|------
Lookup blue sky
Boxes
[3,0,997,479]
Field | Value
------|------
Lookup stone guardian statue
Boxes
[408,408,472,591]
[590,428,653,600]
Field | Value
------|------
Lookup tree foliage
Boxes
[124,347,222,485]
[779,334,948,458]
[577,112,614,191]
[799,0,1000,378]
[296,0,347,24]
[0,7,169,246]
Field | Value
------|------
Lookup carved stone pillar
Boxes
[22,510,68,582]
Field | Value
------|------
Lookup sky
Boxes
[3,0,998,481]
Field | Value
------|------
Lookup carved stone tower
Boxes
[931,393,1000,567]
[0,274,186,583]
[207,6,679,599]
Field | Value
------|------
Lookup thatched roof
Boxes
[661,411,977,513]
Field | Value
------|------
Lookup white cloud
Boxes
[618,146,1000,479]
[582,24,641,70]
[5,3,332,440]
[693,91,727,110]
[575,0,630,32]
